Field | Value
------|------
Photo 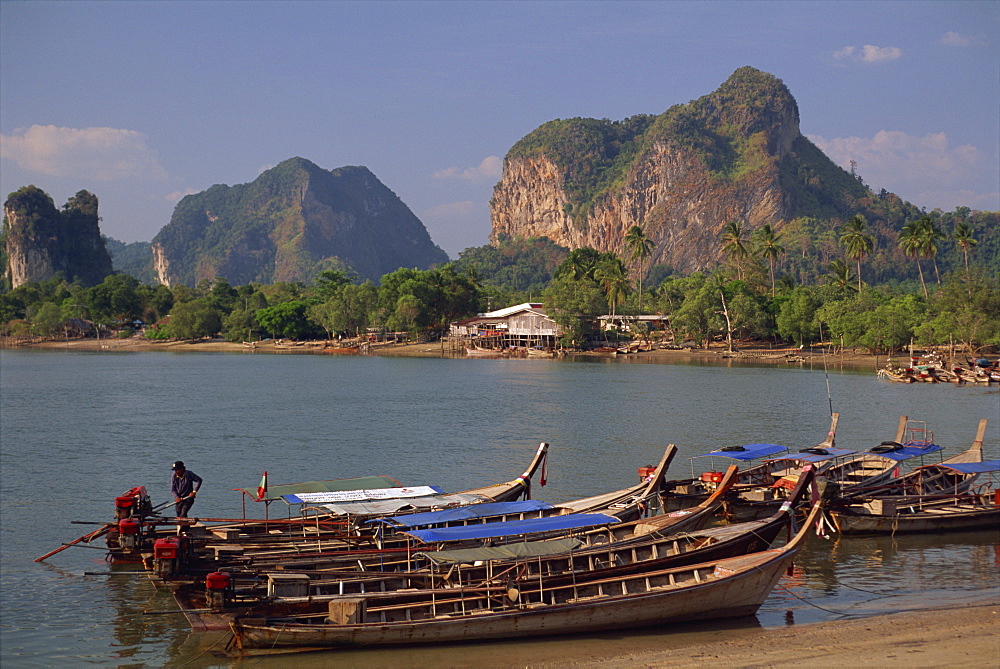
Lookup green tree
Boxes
[222,307,262,342]
[839,215,874,293]
[720,220,750,280]
[753,224,785,297]
[169,299,222,339]
[825,259,857,294]
[310,281,378,338]
[313,269,355,301]
[952,221,978,280]
[554,247,603,282]
[775,286,820,345]
[919,216,947,285]
[86,274,142,325]
[256,300,314,340]
[593,256,632,319]
[624,225,654,309]
[916,272,1000,354]
[671,274,723,348]
[30,301,64,336]
[898,217,944,298]
[543,275,607,347]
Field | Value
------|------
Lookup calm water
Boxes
[1,350,997,667]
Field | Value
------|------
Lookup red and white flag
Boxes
[256,471,268,501]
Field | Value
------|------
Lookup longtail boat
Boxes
[843,419,988,498]
[822,416,943,492]
[100,443,551,567]
[228,492,826,651]
[174,465,784,630]
[829,461,1000,535]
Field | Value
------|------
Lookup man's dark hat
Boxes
[172,461,185,470]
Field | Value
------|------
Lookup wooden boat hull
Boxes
[233,546,796,649]
[831,502,1000,535]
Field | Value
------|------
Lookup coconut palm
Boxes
[898,218,929,299]
[593,256,632,320]
[753,224,785,297]
[918,216,947,285]
[825,259,857,293]
[839,215,875,294]
[624,225,654,310]
[952,221,978,279]
[720,220,750,280]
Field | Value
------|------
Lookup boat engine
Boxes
[117,517,142,550]
[152,536,188,579]
[700,471,724,491]
[205,572,233,609]
[115,486,152,520]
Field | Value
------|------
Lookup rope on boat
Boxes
[773,582,856,617]
[175,629,232,667]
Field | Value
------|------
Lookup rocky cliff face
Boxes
[491,67,864,272]
[152,158,449,286]
[3,187,112,288]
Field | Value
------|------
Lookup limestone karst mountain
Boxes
[490,66,888,273]
[151,157,448,286]
[3,186,113,288]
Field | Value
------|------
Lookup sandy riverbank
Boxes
[556,597,1000,668]
[5,336,894,370]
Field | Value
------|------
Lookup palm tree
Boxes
[952,221,978,279]
[839,215,875,294]
[825,259,857,293]
[720,220,749,280]
[593,256,632,320]
[918,216,946,285]
[753,224,785,297]
[898,219,929,299]
[624,225,654,310]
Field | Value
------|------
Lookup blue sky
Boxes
[2,1,997,258]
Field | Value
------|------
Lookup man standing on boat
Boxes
[171,461,202,518]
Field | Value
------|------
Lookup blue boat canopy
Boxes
[870,443,944,462]
[768,447,856,464]
[402,513,621,544]
[933,459,1000,474]
[692,443,787,461]
[368,500,554,529]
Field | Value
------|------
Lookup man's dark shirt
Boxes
[170,470,203,498]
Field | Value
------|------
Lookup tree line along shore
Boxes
[1,214,997,358]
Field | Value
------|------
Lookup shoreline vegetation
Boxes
[2,335,912,371]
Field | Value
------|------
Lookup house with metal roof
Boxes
[450,303,561,349]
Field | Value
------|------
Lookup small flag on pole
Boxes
[256,471,268,501]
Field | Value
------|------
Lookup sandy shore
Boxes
[598,599,999,668]
[4,336,892,371]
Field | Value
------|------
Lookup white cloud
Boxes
[809,130,994,210]
[165,188,200,202]
[860,45,901,62]
[940,31,974,47]
[433,155,502,182]
[0,125,166,180]
[833,44,902,64]
[833,46,856,60]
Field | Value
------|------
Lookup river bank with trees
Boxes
[2,208,998,358]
